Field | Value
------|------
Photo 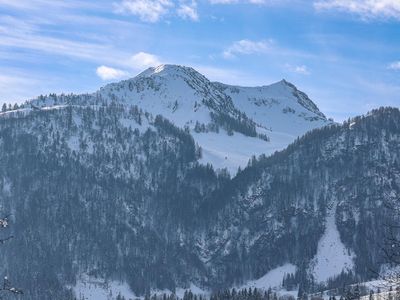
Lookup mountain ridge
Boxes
[8,64,332,174]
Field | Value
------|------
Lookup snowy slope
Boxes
[98,64,236,128]
[99,65,331,173]
[193,131,286,174]
[73,275,136,300]
[73,274,209,300]
[309,204,355,282]
[238,264,297,290]
[214,80,329,138]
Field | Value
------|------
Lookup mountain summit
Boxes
[23,64,331,173]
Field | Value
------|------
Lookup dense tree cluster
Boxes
[210,111,258,137]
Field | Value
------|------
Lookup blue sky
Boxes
[0,0,399,121]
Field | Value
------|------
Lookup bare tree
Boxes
[368,194,400,300]
[0,215,22,299]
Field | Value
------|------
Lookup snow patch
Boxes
[192,128,301,175]
[2,178,11,194]
[310,204,355,283]
[73,275,136,300]
[153,284,209,299]
[67,136,80,152]
[239,263,297,290]
[193,131,271,175]
[219,82,330,137]
[73,275,208,300]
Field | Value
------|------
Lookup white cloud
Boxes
[129,52,162,69]
[210,0,265,4]
[209,0,238,4]
[177,2,199,21]
[388,61,400,70]
[223,39,273,59]
[314,0,400,20]
[97,52,162,81]
[114,0,173,22]
[285,64,311,75]
[0,0,101,12]
[96,66,129,80]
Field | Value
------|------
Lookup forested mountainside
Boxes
[196,107,400,292]
[0,104,230,299]
[0,65,397,299]
[0,101,398,299]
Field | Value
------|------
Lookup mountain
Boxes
[25,64,331,174]
[0,65,397,300]
[196,107,400,291]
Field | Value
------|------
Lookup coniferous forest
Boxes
[0,98,399,299]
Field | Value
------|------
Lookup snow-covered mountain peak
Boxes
[18,64,332,174]
[97,64,238,128]
[139,64,193,75]
[272,79,326,119]
[137,64,208,82]
[214,78,326,121]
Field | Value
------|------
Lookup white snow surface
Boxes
[238,263,297,291]
[154,284,209,299]
[219,81,328,137]
[100,65,217,128]
[73,275,136,300]
[192,127,301,174]
[193,131,272,174]
[310,204,355,283]
[73,274,208,300]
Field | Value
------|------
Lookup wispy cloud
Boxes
[0,12,163,86]
[96,52,162,81]
[96,66,129,80]
[388,61,400,70]
[314,0,400,20]
[114,0,173,22]
[209,0,275,4]
[209,0,237,4]
[0,15,127,64]
[129,52,162,69]
[0,15,161,71]
[177,2,199,21]
[114,0,199,22]
[0,0,100,11]
[285,63,311,75]
[223,39,273,59]
[0,28,119,65]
